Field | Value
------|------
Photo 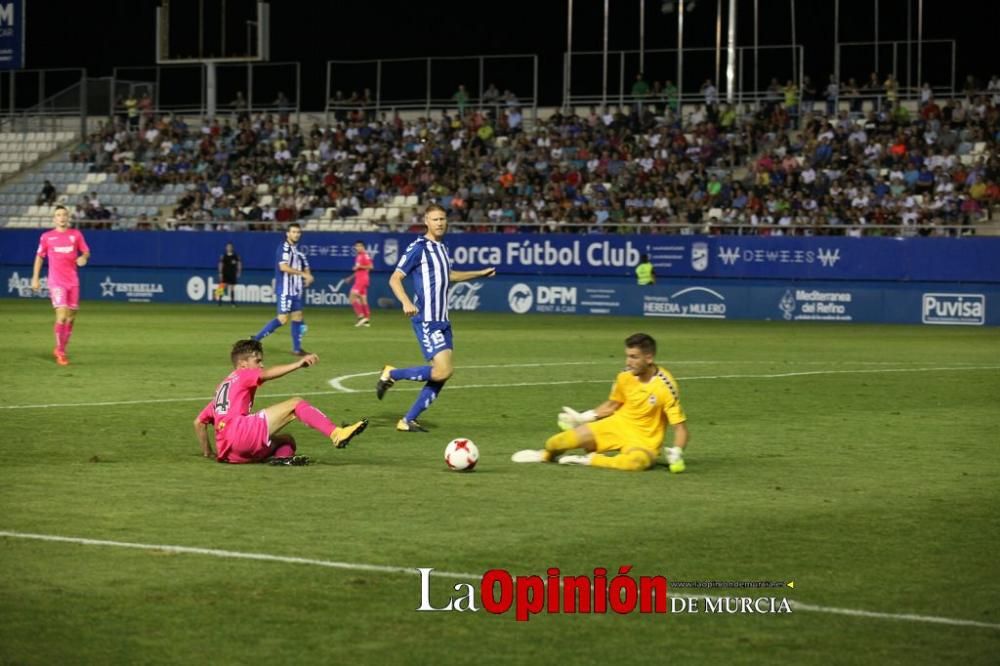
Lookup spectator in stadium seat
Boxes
[231,91,249,122]
[274,91,291,126]
[139,92,154,125]
[631,72,650,114]
[482,83,500,116]
[700,79,718,112]
[125,92,139,130]
[452,84,469,117]
[843,78,862,113]
[37,180,57,206]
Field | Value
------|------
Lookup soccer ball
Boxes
[444,438,479,472]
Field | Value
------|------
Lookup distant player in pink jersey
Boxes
[344,240,373,327]
[31,205,90,366]
[194,339,369,465]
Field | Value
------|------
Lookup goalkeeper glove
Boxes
[557,406,597,431]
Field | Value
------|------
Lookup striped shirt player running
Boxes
[376,204,496,432]
[251,223,314,355]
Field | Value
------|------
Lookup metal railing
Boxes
[326,54,538,123]
[110,62,302,123]
[48,217,996,239]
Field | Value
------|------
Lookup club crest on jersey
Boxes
[648,394,657,406]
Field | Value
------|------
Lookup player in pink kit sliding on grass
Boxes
[194,339,369,465]
[31,205,90,366]
[344,240,373,327]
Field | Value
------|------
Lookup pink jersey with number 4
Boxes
[353,251,372,290]
[197,368,268,461]
[37,229,90,288]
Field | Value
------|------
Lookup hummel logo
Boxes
[816,248,841,267]
[717,247,741,265]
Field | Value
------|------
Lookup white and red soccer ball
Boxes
[444,438,479,471]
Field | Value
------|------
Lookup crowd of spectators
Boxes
[68,73,1000,236]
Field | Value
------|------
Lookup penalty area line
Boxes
[1,530,998,631]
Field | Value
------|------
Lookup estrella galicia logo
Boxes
[691,242,709,272]
[508,283,533,314]
[921,293,985,326]
[778,290,796,320]
[383,239,399,266]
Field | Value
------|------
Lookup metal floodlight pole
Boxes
[916,0,923,93]
[790,0,797,84]
[246,21,257,58]
[619,54,625,107]
[295,62,301,126]
[110,67,118,121]
[602,0,609,108]
[833,0,840,89]
[640,0,645,73]
[221,0,226,56]
[80,73,87,138]
[906,0,911,90]
[715,0,722,90]
[726,0,736,103]
[566,0,573,109]
[874,0,879,75]
[198,0,203,58]
[533,55,539,123]
[677,0,685,111]
[754,0,759,98]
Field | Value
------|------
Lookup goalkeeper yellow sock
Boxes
[589,448,655,472]
[542,430,581,462]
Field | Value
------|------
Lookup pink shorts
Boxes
[351,284,369,297]
[50,285,80,310]
[216,411,272,463]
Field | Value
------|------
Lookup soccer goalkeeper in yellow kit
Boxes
[512,333,689,472]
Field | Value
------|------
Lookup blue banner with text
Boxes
[0,0,24,70]
[5,267,997,326]
[2,230,998,282]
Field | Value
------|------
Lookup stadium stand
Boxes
[0,80,996,236]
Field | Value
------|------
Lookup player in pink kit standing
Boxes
[344,240,373,327]
[194,339,369,465]
[31,205,90,366]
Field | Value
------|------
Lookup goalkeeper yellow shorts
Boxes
[587,415,660,457]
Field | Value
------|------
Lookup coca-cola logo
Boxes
[448,282,483,311]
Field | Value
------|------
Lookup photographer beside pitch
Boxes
[513,333,689,472]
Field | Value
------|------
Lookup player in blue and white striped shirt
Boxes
[251,223,315,355]
[376,205,496,432]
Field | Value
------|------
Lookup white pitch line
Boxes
[0,530,478,580]
[328,360,612,393]
[4,365,999,409]
[2,530,998,631]
[786,600,1000,630]
[328,365,1000,394]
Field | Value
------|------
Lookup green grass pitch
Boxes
[1,301,998,664]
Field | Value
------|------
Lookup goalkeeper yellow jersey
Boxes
[608,366,687,446]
